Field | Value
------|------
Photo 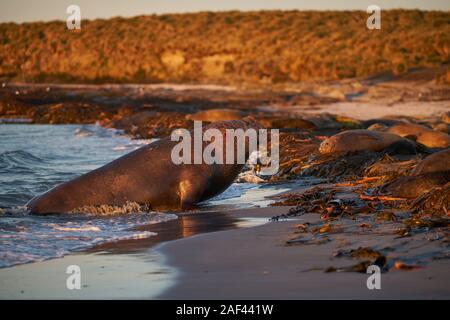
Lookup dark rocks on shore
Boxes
[0,95,35,120]
[186,108,246,122]
[268,132,320,181]
[306,113,363,130]
[33,102,112,124]
[111,111,194,139]
[0,95,114,125]
[257,116,316,131]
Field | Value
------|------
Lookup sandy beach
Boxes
[1,205,448,300]
[0,207,280,299]
[158,212,450,299]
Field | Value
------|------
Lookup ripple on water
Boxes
[0,124,176,268]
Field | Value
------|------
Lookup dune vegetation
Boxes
[0,10,449,84]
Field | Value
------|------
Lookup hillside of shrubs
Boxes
[0,10,449,84]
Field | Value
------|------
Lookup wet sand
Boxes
[0,251,174,299]
[0,207,282,299]
[158,211,450,300]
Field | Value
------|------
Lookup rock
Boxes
[186,108,245,122]
[257,116,316,130]
[33,103,111,124]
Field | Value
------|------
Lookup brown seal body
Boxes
[432,123,450,134]
[379,171,450,198]
[411,182,450,214]
[27,119,258,214]
[319,129,404,154]
[411,148,450,176]
[442,111,450,124]
[386,123,450,148]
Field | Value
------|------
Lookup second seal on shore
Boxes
[385,123,450,148]
[318,129,406,154]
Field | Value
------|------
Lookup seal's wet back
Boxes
[27,119,260,214]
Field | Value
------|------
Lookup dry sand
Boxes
[300,101,450,120]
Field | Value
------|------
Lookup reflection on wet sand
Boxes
[0,211,270,299]
[87,212,242,254]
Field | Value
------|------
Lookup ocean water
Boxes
[0,124,180,268]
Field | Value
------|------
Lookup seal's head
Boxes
[242,116,263,130]
[367,123,388,132]
[319,137,336,154]
[442,111,450,124]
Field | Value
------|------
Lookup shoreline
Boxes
[0,207,285,299]
[1,205,448,299]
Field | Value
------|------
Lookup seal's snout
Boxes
[242,116,262,129]
[319,139,332,154]
[26,195,45,215]
[26,190,67,215]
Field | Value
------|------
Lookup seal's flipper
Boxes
[179,178,206,209]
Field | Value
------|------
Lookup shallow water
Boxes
[0,124,272,268]
[0,124,176,267]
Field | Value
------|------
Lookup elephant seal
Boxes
[411,148,450,176]
[27,119,259,214]
[411,182,450,215]
[319,129,405,154]
[186,109,245,122]
[367,123,388,131]
[378,171,450,198]
[382,139,418,155]
[432,123,450,134]
[386,123,450,148]
[442,111,450,124]
[363,118,404,128]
